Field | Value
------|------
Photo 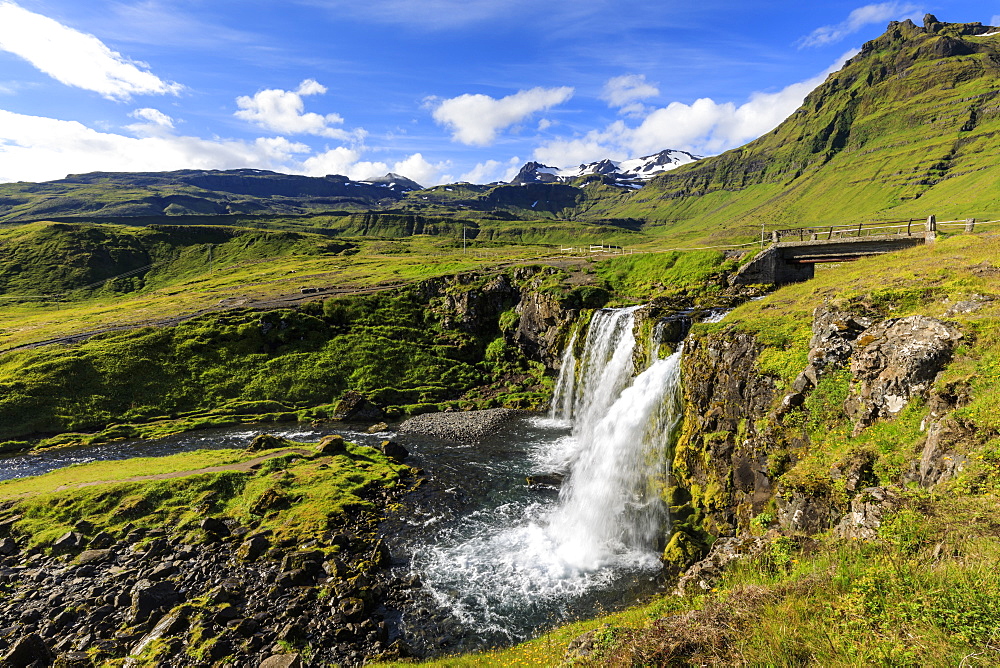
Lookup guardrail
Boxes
[772,215,1000,243]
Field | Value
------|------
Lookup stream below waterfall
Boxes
[0,305,692,654]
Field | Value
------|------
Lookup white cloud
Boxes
[799,2,921,48]
[432,86,574,146]
[130,108,174,128]
[298,147,450,185]
[460,156,522,183]
[0,1,181,100]
[0,109,311,183]
[602,74,659,108]
[992,15,1000,26]
[390,153,450,187]
[235,79,361,140]
[533,52,854,167]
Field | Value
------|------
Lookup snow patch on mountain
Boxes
[510,149,700,187]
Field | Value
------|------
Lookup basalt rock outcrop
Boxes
[420,266,580,370]
[668,302,972,572]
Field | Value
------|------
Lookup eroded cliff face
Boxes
[666,303,969,574]
[420,266,581,372]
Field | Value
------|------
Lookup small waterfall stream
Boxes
[408,307,686,645]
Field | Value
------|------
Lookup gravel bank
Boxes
[397,408,525,443]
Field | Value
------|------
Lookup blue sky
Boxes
[0,1,997,185]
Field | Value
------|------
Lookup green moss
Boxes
[4,440,407,549]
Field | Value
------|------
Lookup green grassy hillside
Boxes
[0,221,350,298]
[617,17,1000,240]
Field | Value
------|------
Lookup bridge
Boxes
[731,215,975,285]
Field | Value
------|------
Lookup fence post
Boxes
[926,214,937,243]
[907,219,912,236]
[966,218,976,233]
[771,231,780,244]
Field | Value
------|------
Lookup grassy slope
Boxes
[612,24,1000,242]
[0,223,563,351]
[0,439,408,550]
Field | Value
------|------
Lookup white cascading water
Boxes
[410,307,684,640]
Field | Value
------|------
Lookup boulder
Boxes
[54,651,92,667]
[129,580,181,625]
[75,549,112,566]
[834,487,898,540]
[0,537,18,556]
[1,633,54,666]
[379,440,408,461]
[0,514,21,537]
[808,305,874,374]
[88,531,115,549]
[526,473,564,489]
[259,653,303,668]
[776,490,840,534]
[246,433,292,452]
[200,517,230,539]
[316,434,346,455]
[674,535,768,595]
[332,392,385,422]
[914,417,971,487]
[52,531,84,553]
[847,315,961,434]
[237,534,271,562]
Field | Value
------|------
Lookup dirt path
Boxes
[52,447,319,492]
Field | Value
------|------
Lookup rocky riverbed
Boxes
[0,477,431,667]
[398,408,525,443]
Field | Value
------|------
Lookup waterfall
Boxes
[546,307,681,569]
[410,306,685,642]
[549,329,577,422]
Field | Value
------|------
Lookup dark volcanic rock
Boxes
[379,440,409,461]
[130,580,181,625]
[316,434,347,455]
[333,391,385,422]
[1,633,53,666]
[246,433,293,452]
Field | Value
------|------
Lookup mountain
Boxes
[613,15,1000,235]
[4,16,1000,240]
[510,149,700,187]
[358,172,424,192]
[0,169,423,223]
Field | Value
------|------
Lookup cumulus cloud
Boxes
[992,15,1000,27]
[533,53,854,167]
[460,156,522,184]
[799,2,921,48]
[125,107,176,137]
[130,108,174,128]
[299,147,449,185]
[0,109,313,183]
[602,74,659,108]
[432,86,574,146]
[390,153,450,186]
[235,79,362,140]
[0,1,182,100]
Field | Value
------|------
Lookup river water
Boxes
[0,306,687,652]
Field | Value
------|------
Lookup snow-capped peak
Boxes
[509,149,700,187]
